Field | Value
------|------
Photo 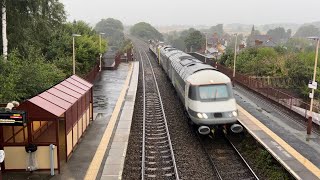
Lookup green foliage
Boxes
[0,1,107,103]
[165,31,187,51]
[294,25,320,38]
[45,21,107,77]
[95,18,125,48]
[0,50,65,102]
[226,34,244,50]
[119,39,133,54]
[285,37,314,52]
[223,47,280,76]
[172,38,186,51]
[1,0,66,57]
[221,44,320,100]
[130,22,163,41]
[239,134,294,180]
[184,30,205,51]
[165,28,201,51]
[266,27,291,43]
[208,24,224,36]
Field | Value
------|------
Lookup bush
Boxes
[0,50,65,102]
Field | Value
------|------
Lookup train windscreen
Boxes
[198,84,229,100]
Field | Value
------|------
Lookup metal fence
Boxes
[84,60,100,84]
[216,64,319,123]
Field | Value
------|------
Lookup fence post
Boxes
[305,104,309,119]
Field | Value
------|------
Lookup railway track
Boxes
[139,48,179,179]
[197,132,259,180]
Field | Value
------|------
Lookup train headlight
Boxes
[197,113,203,119]
[202,113,208,119]
[232,111,238,117]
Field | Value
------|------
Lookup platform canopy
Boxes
[18,75,93,120]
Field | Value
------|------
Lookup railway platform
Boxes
[235,87,320,180]
[2,62,135,180]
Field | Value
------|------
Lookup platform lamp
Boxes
[72,34,81,75]
[99,32,105,72]
[205,33,207,63]
[233,33,238,79]
[306,36,320,141]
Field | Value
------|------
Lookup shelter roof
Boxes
[18,75,93,119]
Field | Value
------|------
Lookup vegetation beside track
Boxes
[235,133,295,180]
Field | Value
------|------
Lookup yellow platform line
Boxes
[84,63,133,180]
[238,105,320,179]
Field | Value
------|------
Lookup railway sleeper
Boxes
[146,132,167,136]
[145,129,166,132]
[146,136,167,140]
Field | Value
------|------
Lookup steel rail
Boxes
[139,46,179,179]
[225,136,260,180]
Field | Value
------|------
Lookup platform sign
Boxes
[0,110,26,126]
[308,81,317,89]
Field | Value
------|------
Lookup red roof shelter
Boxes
[1,75,94,173]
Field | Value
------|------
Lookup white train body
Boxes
[149,42,242,134]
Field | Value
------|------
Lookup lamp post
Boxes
[233,33,238,79]
[99,32,105,72]
[306,37,320,140]
[72,34,81,75]
[205,33,207,63]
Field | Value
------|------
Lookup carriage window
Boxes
[198,84,229,100]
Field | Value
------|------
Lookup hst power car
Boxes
[149,41,243,135]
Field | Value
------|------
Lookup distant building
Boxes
[246,34,277,47]
[204,33,226,58]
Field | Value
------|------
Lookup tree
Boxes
[48,21,107,76]
[0,0,66,58]
[294,25,320,38]
[172,37,186,51]
[226,34,244,50]
[95,18,125,47]
[209,24,223,36]
[0,0,109,104]
[184,30,205,51]
[267,27,290,43]
[165,30,191,51]
[1,0,7,61]
[285,37,312,52]
[0,49,66,102]
[286,29,292,38]
[130,22,163,41]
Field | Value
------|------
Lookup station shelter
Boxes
[0,75,94,173]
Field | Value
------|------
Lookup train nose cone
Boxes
[198,126,211,135]
[230,124,243,133]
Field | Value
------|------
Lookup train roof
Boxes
[159,45,221,81]
[160,46,180,57]
[187,70,230,85]
[170,53,215,80]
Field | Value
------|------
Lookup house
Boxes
[253,35,277,47]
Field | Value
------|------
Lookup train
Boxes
[148,40,243,135]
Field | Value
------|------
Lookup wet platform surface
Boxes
[99,62,139,180]
[235,86,320,179]
[2,63,130,180]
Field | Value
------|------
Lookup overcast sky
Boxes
[61,0,320,26]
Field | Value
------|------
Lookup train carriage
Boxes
[149,41,243,135]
